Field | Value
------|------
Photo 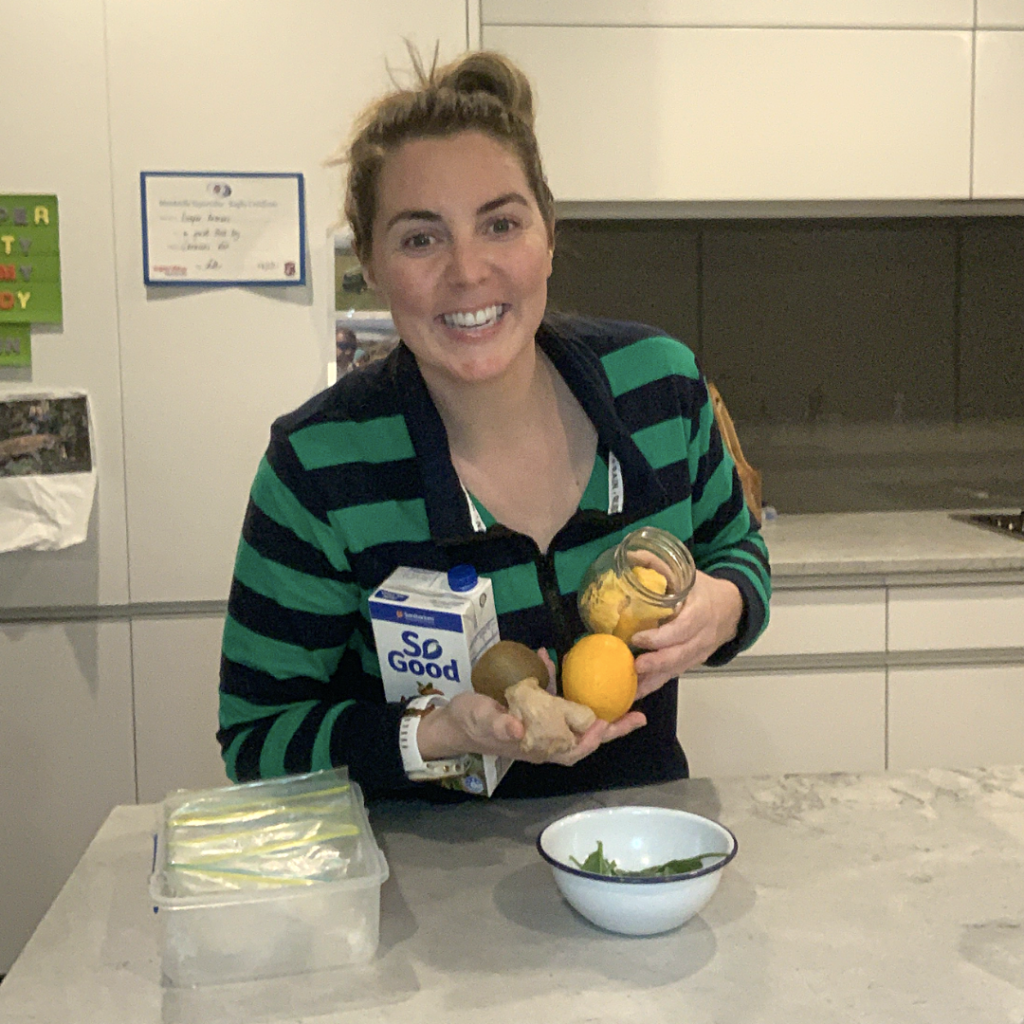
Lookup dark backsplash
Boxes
[548,216,1024,514]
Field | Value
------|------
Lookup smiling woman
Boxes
[363,131,553,390]
[217,48,771,800]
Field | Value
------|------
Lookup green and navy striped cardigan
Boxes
[219,315,771,797]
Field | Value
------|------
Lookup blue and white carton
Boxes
[369,565,510,796]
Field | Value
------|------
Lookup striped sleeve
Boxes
[217,427,410,793]
[681,363,771,663]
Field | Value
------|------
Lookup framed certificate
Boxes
[141,171,305,286]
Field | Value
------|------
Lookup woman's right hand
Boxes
[414,690,646,767]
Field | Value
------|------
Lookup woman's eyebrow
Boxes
[385,209,441,230]
[384,192,529,231]
[478,192,529,215]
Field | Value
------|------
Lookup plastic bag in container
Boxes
[160,767,365,895]
[150,767,390,985]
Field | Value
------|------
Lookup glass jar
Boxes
[577,526,697,646]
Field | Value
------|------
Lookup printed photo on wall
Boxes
[332,313,400,383]
[0,394,92,477]
[333,231,386,312]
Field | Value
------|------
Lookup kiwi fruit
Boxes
[471,641,548,705]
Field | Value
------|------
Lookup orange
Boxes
[561,633,638,722]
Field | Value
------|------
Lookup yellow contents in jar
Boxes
[581,565,676,643]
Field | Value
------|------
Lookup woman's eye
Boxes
[489,216,517,235]
[402,232,434,250]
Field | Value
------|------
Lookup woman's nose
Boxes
[446,235,489,285]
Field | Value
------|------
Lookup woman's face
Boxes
[364,131,553,387]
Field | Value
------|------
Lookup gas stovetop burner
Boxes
[953,510,1024,540]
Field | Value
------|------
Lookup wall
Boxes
[0,0,468,974]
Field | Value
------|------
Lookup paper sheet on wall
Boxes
[0,388,95,552]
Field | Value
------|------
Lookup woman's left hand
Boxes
[630,571,744,699]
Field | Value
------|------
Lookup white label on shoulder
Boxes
[608,451,624,515]
[461,481,487,533]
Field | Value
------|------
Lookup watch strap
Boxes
[399,696,469,781]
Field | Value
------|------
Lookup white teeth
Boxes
[443,304,502,329]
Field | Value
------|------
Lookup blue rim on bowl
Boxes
[535,807,739,884]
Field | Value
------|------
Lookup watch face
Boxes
[462,774,485,795]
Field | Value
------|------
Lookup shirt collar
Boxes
[394,320,670,545]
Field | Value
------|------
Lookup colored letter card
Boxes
[0,324,31,367]
[0,195,61,324]
[141,172,305,285]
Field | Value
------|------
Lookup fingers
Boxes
[604,710,647,740]
[535,646,557,694]
[543,710,648,766]
[635,673,674,700]
[442,686,649,767]
[499,713,525,744]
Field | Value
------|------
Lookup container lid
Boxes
[447,564,478,592]
[150,775,388,908]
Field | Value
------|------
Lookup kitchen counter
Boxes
[2,766,1023,1023]
[762,510,1024,582]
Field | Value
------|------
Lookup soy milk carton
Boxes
[369,565,510,796]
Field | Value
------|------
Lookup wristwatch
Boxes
[399,695,470,781]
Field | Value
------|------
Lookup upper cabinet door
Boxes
[973,31,1024,198]
[483,25,973,202]
[482,1,974,29]
[976,0,1024,27]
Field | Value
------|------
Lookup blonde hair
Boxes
[338,48,555,265]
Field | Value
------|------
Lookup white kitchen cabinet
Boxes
[678,668,886,777]
[132,616,230,804]
[888,664,1024,770]
[0,621,136,974]
[483,25,973,202]
[973,31,1024,198]
[977,0,1024,27]
[482,1,974,29]
[740,586,885,657]
[679,587,886,777]
[678,586,886,777]
[888,582,1024,651]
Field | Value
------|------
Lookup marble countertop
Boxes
[2,766,1024,1024]
[762,510,1024,581]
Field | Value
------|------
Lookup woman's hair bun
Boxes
[340,46,554,264]
[436,51,536,129]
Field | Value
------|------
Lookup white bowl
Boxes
[536,804,737,936]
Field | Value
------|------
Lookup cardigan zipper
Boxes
[533,549,574,691]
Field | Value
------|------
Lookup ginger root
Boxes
[504,677,597,757]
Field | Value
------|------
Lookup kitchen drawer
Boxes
[678,668,886,777]
[888,664,1024,770]
[888,584,1024,651]
[739,587,886,658]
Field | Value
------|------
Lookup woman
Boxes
[218,50,771,798]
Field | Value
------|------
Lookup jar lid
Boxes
[447,564,478,592]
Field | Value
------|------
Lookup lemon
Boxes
[561,633,638,722]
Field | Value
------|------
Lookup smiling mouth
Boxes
[441,304,508,330]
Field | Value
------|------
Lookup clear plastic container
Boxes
[149,768,388,987]
[577,526,696,646]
